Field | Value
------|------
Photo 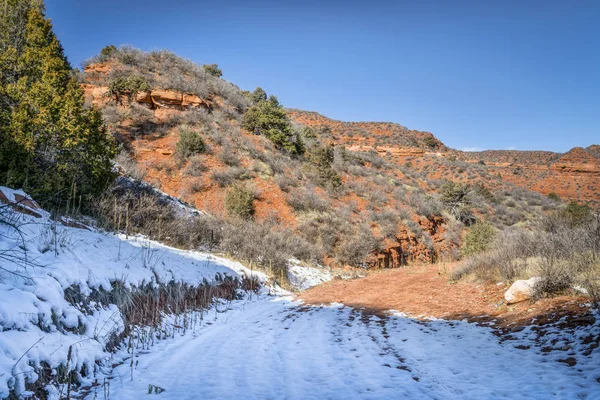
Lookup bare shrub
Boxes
[296,211,351,255]
[274,174,297,192]
[454,212,600,304]
[115,150,147,181]
[287,186,330,212]
[210,167,250,187]
[335,224,381,267]
[220,219,320,279]
[183,155,207,177]
[409,192,443,218]
[218,144,241,167]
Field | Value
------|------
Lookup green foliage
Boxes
[440,181,475,225]
[202,63,222,78]
[175,128,205,162]
[461,222,497,257]
[225,185,255,220]
[250,87,267,104]
[242,94,302,154]
[559,200,592,227]
[107,75,150,102]
[299,126,317,140]
[100,44,117,57]
[306,145,342,189]
[0,1,116,210]
[423,135,438,149]
[547,192,560,201]
[473,183,496,203]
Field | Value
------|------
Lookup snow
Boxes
[99,296,600,400]
[0,186,50,219]
[0,187,265,397]
[1,186,599,399]
[287,259,332,291]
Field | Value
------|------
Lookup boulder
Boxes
[0,186,49,218]
[504,277,541,304]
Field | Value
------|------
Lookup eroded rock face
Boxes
[83,85,212,111]
[82,63,212,110]
[504,277,541,304]
[150,90,183,107]
[369,216,448,268]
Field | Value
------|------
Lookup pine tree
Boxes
[0,0,115,210]
[242,93,303,154]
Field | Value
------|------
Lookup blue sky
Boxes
[45,0,599,152]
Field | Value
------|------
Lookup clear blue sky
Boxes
[45,0,599,152]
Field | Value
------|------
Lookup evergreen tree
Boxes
[242,93,303,154]
[250,87,267,104]
[0,1,115,210]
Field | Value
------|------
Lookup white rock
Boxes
[504,277,541,304]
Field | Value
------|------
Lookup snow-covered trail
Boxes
[103,296,599,400]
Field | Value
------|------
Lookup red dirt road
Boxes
[299,264,588,327]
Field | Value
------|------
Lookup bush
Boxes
[242,95,302,154]
[423,136,438,149]
[547,192,560,201]
[225,185,255,220]
[461,222,497,257]
[210,167,250,187]
[175,128,205,162]
[100,44,117,57]
[440,181,475,225]
[559,200,592,227]
[287,186,330,212]
[107,75,150,103]
[335,225,381,267]
[218,144,241,166]
[202,63,222,77]
[183,155,207,177]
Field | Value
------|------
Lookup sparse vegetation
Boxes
[202,63,222,77]
[107,75,150,103]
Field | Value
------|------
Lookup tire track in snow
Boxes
[101,296,599,400]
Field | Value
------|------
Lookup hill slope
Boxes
[288,110,600,206]
[79,46,588,271]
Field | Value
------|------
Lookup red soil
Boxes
[299,263,589,328]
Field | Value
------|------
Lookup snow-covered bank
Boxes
[0,188,265,398]
[287,259,332,291]
[100,296,600,400]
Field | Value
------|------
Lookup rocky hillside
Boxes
[459,146,600,205]
[288,110,599,206]
[79,46,577,270]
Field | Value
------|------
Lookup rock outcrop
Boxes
[0,186,49,218]
[83,85,212,111]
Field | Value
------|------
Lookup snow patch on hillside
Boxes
[0,187,265,397]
